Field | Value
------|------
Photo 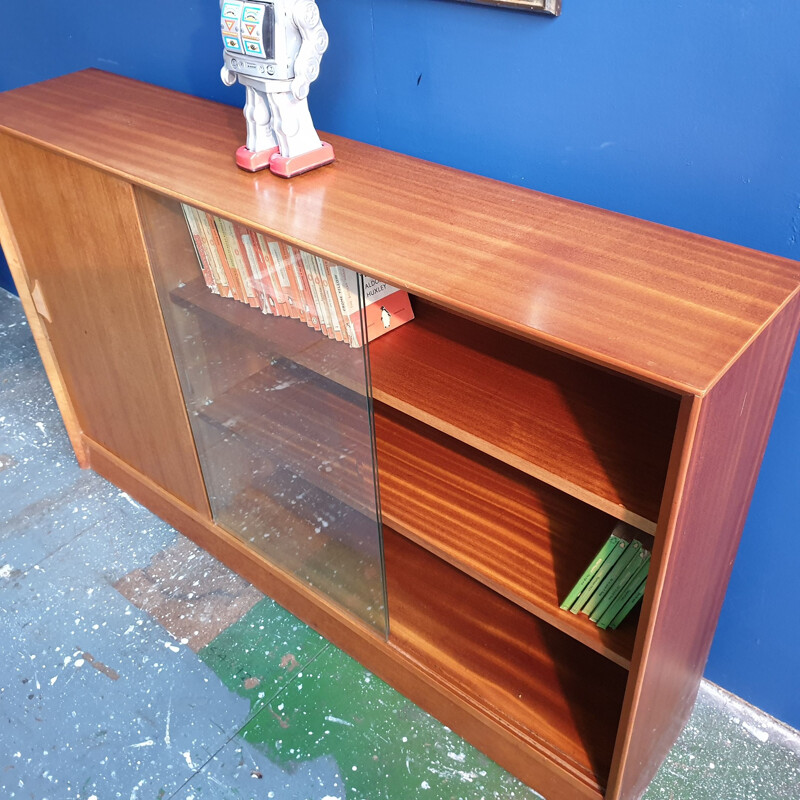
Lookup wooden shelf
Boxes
[195,359,376,519]
[370,301,679,532]
[171,276,365,392]
[375,403,641,668]
[172,278,678,533]
[384,527,628,793]
[216,476,386,633]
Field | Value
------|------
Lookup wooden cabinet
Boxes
[1,70,798,800]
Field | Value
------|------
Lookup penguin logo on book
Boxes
[381,306,392,329]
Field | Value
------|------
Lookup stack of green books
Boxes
[559,523,651,630]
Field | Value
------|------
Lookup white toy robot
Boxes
[220,0,334,177]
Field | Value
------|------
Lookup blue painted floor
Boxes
[1,287,799,799]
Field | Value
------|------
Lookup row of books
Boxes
[560,523,651,630]
[181,204,414,347]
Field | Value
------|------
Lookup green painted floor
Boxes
[2,287,799,799]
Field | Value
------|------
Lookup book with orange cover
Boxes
[180,204,218,293]
[266,239,301,319]
[243,231,278,315]
[299,250,330,337]
[213,217,251,306]
[318,258,346,342]
[287,244,321,331]
[202,213,237,299]
[254,233,289,316]
[232,222,266,309]
[336,266,415,346]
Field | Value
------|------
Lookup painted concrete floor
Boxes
[1,286,799,800]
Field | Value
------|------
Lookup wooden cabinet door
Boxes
[0,134,210,515]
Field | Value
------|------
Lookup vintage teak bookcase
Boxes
[1,70,798,800]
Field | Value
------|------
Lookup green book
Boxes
[570,526,630,615]
[560,533,626,611]
[596,552,651,629]
[590,543,649,623]
[608,571,650,630]
[582,538,641,618]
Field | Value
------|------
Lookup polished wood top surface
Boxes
[2,69,798,393]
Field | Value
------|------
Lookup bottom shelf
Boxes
[384,527,628,792]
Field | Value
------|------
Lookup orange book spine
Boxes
[213,217,248,304]
[255,233,289,316]
[180,204,218,293]
[288,245,321,331]
[267,239,301,319]
[203,213,236,299]
[232,222,264,308]
[319,258,345,342]
[300,250,330,337]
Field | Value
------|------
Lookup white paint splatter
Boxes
[0,564,14,578]
[181,751,198,770]
[129,740,154,748]
[427,764,478,783]
[130,779,147,800]
[118,491,140,508]
[447,751,466,762]
[165,696,172,748]
[324,715,353,727]
[742,722,769,742]
[35,422,46,436]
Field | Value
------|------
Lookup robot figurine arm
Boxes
[219,0,238,86]
[291,0,329,101]
[221,64,237,86]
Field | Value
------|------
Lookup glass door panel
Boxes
[136,188,387,635]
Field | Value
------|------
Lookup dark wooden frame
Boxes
[460,0,561,15]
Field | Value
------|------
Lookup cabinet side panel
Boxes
[0,170,88,466]
[608,294,800,800]
[0,134,210,515]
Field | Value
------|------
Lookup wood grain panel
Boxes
[375,403,640,667]
[371,301,678,530]
[384,528,629,792]
[606,295,800,800]
[1,70,798,393]
[0,184,88,466]
[0,134,210,515]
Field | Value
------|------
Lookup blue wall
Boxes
[1,0,798,729]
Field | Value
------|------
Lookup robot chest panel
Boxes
[221,0,277,61]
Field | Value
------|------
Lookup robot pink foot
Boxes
[269,142,335,178]
[235,145,280,172]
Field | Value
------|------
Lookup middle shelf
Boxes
[172,277,680,533]
[196,352,643,667]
